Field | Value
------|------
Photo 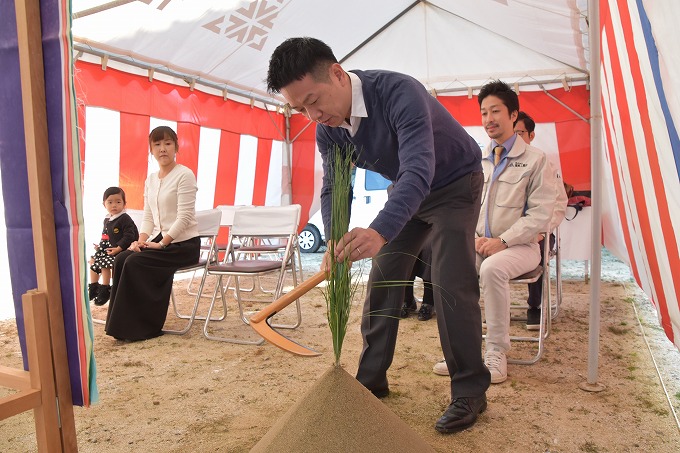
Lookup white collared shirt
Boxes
[339,71,368,137]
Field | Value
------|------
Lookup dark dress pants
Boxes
[356,171,491,399]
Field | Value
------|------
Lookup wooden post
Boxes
[0,291,62,452]
[14,0,78,450]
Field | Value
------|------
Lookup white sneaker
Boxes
[484,348,507,384]
[432,358,449,376]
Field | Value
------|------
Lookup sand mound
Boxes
[250,365,436,453]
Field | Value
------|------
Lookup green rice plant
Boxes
[324,144,362,366]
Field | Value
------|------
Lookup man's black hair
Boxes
[266,37,338,94]
[515,111,536,133]
[477,80,519,115]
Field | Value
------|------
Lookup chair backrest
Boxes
[195,209,222,236]
[216,205,245,228]
[230,205,301,237]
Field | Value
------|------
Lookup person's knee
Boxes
[478,259,507,285]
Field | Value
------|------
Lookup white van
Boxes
[298,168,390,253]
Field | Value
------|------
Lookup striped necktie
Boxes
[493,145,504,166]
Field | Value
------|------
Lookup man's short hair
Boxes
[516,111,536,133]
[477,80,519,115]
[266,37,338,94]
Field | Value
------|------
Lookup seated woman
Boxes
[105,126,200,341]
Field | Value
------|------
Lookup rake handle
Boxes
[249,270,326,324]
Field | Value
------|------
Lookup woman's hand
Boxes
[128,241,143,252]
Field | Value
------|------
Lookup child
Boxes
[89,187,139,306]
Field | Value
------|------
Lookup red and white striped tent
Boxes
[1,0,679,415]
[69,0,679,352]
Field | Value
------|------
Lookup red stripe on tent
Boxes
[76,61,285,140]
[213,131,241,244]
[118,113,150,209]
[604,6,673,342]
[554,120,591,190]
[291,140,318,230]
[616,1,678,340]
[176,122,200,176]
[601,56,641,286]
[252,139,272,206]
[437,87,591,126]
[213,131,241,207]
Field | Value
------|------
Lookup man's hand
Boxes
[334,227,386,263]
[477,237,507,257]
[475,237,489,254]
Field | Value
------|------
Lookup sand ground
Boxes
[1,255,680,452]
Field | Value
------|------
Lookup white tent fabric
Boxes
[67,0,680,352]
[72,0,589,99]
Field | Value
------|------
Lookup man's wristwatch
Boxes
[500,238,508,247]
[159,242,167,249]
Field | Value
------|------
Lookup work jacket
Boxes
[476,138,557,247]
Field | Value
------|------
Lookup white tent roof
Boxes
[72,0,590,103]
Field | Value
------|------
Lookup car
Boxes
[298,168,391,253]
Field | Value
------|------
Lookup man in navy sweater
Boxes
[267,37,490,433]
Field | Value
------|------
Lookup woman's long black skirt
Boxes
[105,236,200,341]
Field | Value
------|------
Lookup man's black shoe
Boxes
[526,308,541,331]
[417,304,434,321]
[435,395,487,434]
[399,299,418,318]
[370,387,390,398]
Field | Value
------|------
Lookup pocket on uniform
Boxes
[494,170,530,208]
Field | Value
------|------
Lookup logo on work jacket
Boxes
[507,162,528,168]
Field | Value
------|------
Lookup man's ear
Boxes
[528,131,535,142]
[330,63,346,85]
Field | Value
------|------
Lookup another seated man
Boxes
[432,81,557,382]
[514,111,568,330]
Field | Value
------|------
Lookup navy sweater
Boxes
[316,69,482,241]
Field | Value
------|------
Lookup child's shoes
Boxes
[95,284,111,306]
[88,282,100,302]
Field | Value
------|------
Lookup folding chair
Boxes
[484,229,553,365]
[163,208,223,335]
[185,205,242,296]
[224,206,304,300]
[203,204,302,344]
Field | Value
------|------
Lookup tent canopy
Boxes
[72,0,590,102]
[67,0,680,352]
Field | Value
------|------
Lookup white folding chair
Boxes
[185,205,243,296]
[163,208,224,335]
[484,229,553,365]
[203,204,302,344]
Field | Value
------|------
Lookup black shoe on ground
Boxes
[370,387,390,399]
[400,299,418,318]
[417,304,434,321]
[435,395,487,434]
[526,308,541,331]
[95,284,111,306]
[88,282,100,302]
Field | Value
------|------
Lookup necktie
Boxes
[493,145,504,166]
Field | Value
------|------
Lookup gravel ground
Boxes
[301,246,680,427]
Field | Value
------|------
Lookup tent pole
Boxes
[581,0,605,392]
[283,109,292,206]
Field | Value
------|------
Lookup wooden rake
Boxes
[249,270,326,356]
